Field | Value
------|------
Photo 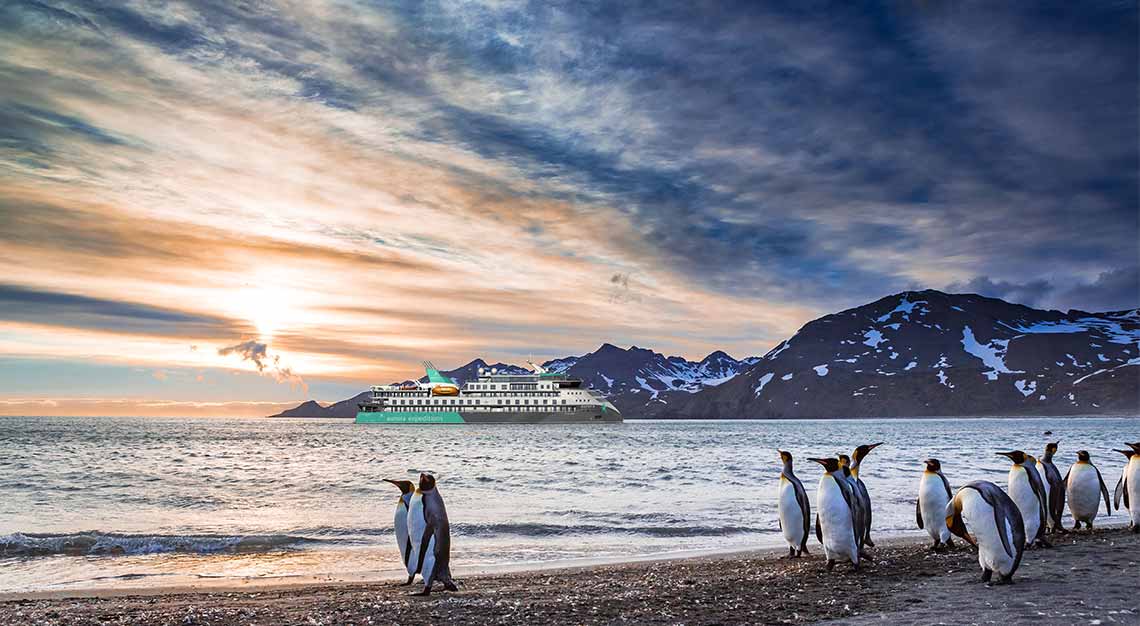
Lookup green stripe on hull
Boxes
[355,411,465,424]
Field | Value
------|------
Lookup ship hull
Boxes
[355,407,621,424]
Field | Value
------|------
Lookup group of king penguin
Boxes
[778,440,1140,585]
[382,472,459,595]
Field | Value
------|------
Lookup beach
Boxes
[2,526,1135,625]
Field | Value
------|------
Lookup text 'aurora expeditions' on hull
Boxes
[355,361,623,424]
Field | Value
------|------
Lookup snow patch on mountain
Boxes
[961,326,1021,380]
[755,372,775,396]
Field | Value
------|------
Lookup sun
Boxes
[233,284,293,340]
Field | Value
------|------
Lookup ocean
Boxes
[0,415,1134,593]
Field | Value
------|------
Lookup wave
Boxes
[0,532,319,558]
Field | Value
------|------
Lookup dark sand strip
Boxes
[1,528,1136,625]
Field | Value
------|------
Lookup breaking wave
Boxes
[0,532,319,558]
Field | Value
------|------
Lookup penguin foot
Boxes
[1035,537,1053,549]
[443,580,459,592]
[980,569,993,583]
[399,576,415,586]
[864,537,875,548]
[997,575,1014,585]
[410,587,432,597]
[826,559,835,572]
[858,551,875,563]
[1072,522,1081,530]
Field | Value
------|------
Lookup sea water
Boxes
[0,415,1134,593]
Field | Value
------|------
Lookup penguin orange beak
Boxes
[1114,449,1134,458]
[996,451,1015,459]
[807,457,829,466]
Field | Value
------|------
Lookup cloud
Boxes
[945,276,1055,308]
[217,339,305,389]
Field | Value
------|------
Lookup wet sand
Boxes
[1,527,1137,625]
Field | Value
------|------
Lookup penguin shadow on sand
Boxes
[384,473,460,597]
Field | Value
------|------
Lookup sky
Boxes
[1,1,1136,416]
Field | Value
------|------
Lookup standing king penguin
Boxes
[916,459,954,550]
[1115,443,1140,532]
[850,442,883,548]
[997,450,1050,548]
[406,473,459,595]
[776,450,811,558]
[382,479,416,584]
[1064,451,1111,529]
[809,457,859,571]
[1035,442,1067,534]
[945,481,1026,584]
[837,454,867,555]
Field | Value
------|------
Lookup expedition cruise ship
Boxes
[355,361,622,424]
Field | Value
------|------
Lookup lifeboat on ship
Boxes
[431,384,460,396]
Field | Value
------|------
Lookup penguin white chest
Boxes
[394,500,411,570]
[1126,458,1140,525]
[1121,456,1140,524]
[959,490,1018,577]
[1008,467,1041,539]
[816,476,858,563]
[918,474,950,542]
[778,477,804,549]
[1067,464,1101,521]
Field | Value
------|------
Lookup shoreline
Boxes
[3,526,1136,625]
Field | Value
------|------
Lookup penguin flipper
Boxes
[815,514,822,544]
[794,481,811,554]
[938,472,953,500]
[1094,466,1111,515]
[414,526,434,576]
[916,499,924,529]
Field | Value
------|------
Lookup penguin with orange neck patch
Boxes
[382,479,416,584]
[406,473,458,595]
[776,450,811,558]
[850,442,882,548]
[1064,450,1111,530]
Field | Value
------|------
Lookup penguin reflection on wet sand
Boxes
[945,481,1026,584]
[382,479,416,583]
[1035,442,1067,535]
[1115,444,1140,532]
[997,450,1050,548]
[916,459,954,550]
[1064,451,1111,530]
[777,451,811,558]
[809,457,860,571]
[406,473,459,595]
[850,442,882,548]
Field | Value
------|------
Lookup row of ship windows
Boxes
[468,383,552,391]
[386,406,584,412]
[389,398,574,406]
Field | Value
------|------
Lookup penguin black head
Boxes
[1076,450,1091,463]
[924,458,942,472]
[853,442,883,463]
[1114,448,1136,459]
[419,473,437,492]
[383,478,415,495]
[1044,441,1059,457]
[1128,442,1140,454]
[779,450,793,464]
[808,457,840,473]
[837,454,851,468]
[997,450,1027,464]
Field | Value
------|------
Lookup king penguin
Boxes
[1064,450,1111,529]
[945,480,1026,584]
[997,450,1050,548]
[776,450,811,558]
[916,458,954,550]
[808,457,859,571]
[850,442,883,548]
[1115,443,1140,532]
[837,454,867,555]
[382,478,416,584]
[1035,442,1067,534]
[406,473,459,595]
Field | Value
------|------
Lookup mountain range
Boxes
[270,290,1139,419]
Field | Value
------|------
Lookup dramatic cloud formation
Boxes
[0,1,1135,413]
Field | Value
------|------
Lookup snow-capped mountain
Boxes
[657,290,1139,419]
[555,344,761,414]
[271,349,759,418]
